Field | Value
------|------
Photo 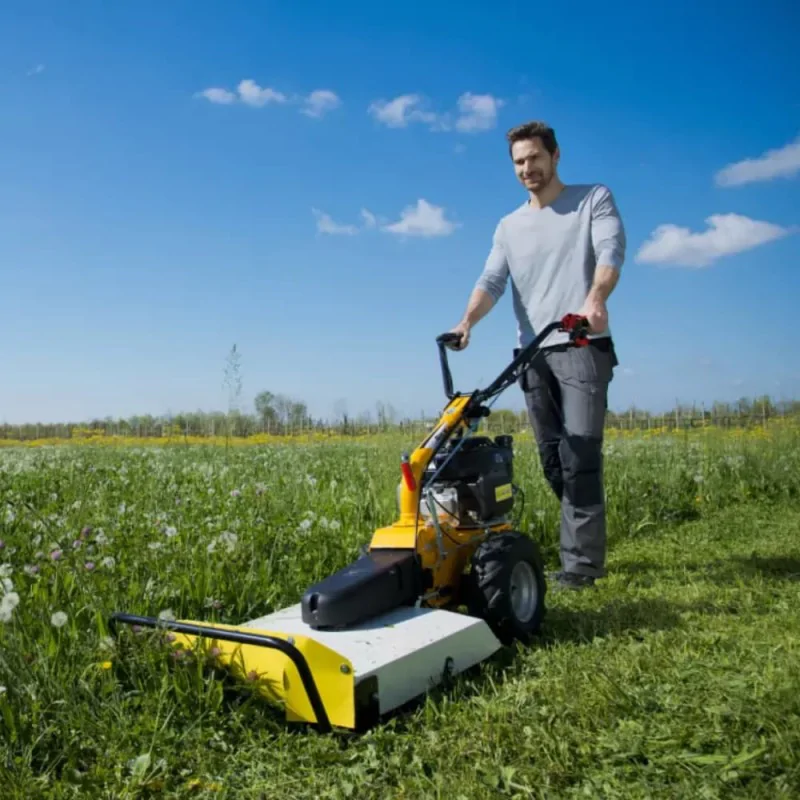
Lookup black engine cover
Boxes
[301,549,422,630]
[430,435,514,483]
[427,434,515,522]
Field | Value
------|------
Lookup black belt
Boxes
[516,336,619,367]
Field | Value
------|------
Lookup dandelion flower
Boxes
[0,589,20,623]
[51,610,68,628]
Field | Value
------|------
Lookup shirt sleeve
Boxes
[474,221,510,301]
[591,185,626,269]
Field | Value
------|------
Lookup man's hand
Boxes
[579,293,608,334]
[580,266,618,334]
[447,319,471,350]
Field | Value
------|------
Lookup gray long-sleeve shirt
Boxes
[475,183,626,348]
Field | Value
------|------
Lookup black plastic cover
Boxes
[430,435,514,483]
[301,549,422,630]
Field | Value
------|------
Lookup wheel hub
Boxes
[509,561,538,623]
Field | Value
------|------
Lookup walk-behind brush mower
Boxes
[109,314,591,732]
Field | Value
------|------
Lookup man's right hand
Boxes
[447,320,471,350]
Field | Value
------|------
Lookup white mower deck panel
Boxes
[243,603,502,716]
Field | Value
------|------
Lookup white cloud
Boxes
[312,209,358,236]
[27,64,45,77]
[197,80,339,116]
[368,92,503,134]
[636,212,794,267]
[360,208,377,228]
[454,92,504,132]
[368,94,441,129]
[196,87,237,105]
[715,134,800,187]
[302,90,341,118]
[312,200,457,238]
[381,199,458,238]
[236,79,286,107]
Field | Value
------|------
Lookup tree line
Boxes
[1,393,797,442]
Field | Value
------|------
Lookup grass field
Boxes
[1,421,799,798]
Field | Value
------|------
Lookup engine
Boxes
[420,434,515,527]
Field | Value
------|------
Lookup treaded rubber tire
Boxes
[465,531,546,645]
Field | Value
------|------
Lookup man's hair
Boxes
[506,121,558,157]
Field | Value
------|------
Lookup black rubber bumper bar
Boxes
[108,612,332,733]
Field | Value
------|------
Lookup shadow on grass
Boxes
[614,552,800,584]
[728,554,800,581]
[539,597,683,646]
[374,596,687,735]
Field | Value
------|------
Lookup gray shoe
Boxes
[551,571,596,591]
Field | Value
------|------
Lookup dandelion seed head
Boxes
[51,610,68,628]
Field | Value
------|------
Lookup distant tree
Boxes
[254,391,278,431]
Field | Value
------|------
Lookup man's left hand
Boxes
[579,294,608,334]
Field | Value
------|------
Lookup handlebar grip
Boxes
[436,332,463,349]
[560,314,591,346]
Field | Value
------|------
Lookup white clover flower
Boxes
[164,526,178,538]
[101,556,116,569]
[158,609,175,622]
[0,564,12,579]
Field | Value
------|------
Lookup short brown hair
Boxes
[506,121,558,156]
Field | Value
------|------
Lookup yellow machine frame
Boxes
[369,393,512,608]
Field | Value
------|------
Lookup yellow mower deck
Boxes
[110,603,502,732]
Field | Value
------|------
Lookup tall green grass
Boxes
[1,423,798,797]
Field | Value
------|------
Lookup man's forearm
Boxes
[462,288,496,326]
[587,265,620,303]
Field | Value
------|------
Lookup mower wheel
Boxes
[466,531,546,645]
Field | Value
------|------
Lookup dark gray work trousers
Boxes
[520,339,616,578]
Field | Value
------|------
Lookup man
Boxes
[447,120,626,590]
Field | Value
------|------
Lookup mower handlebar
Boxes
[436,332,463,347]
[435,313,591,401]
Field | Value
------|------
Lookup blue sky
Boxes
[1,0,799,425]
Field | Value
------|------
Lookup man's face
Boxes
[511,137,558,193]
